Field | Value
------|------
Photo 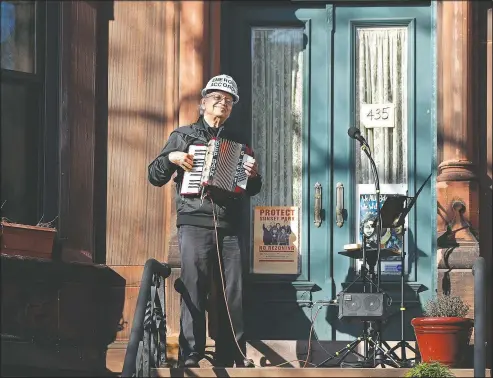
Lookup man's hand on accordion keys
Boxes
[169,151,194,172]
[244,159,258,178]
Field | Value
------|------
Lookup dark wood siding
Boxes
[106,1,179,344]
[105,1,221,348]
[106,1,172,266]
[59,1,98,262]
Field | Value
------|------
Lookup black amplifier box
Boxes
[338,292,389,320]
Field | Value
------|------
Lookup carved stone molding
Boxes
[437,159,477,182]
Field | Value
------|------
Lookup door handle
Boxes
[336,182,344,228]
[314,182,322,227]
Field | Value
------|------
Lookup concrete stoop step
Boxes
[152,367,490,378]
[107,339,490,377]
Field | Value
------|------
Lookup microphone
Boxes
[347,127,368,146]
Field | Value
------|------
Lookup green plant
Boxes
[423,295,469,318]
[404,362,455,377]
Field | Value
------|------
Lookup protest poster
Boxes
[253,206,299,274]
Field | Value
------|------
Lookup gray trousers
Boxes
[177,225,245,364]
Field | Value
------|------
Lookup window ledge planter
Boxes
[1,221,56,260]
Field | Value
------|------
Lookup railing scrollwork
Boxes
[122,259,171,377]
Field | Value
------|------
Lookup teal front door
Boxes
[222,1,435,342]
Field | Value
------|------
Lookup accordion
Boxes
[181,137,254,196]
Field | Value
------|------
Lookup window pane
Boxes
[251,28,304,208]
[354,27,409,276]
[355,27,408,185]
[1,1,36,73]
[1,82,40,224]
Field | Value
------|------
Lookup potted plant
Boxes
[411,295,472,367]
[404,361,455,377]
[1,218,57,260]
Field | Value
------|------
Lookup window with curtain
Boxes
[355,27,408,185]
[354,27,409,272]
[250,27,304,208]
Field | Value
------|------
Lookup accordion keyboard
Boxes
[180,145,207,195]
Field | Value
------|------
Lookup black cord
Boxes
[360,143,382,291]
[208,194,317,368]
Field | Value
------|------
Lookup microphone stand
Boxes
[358,140,385,365]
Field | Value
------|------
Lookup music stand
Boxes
[376,173,431,366]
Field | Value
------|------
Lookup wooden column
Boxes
[164,0,222,341]
[178,1,206,126]
[105,3,222,369]
[481,4,492,361]
[437,0,478,234]
[59,1,99,263]
[105,2,180,369]
[436,1,481,319]
[167,1,220,267]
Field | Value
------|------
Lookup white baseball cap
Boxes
[201,74,239,104]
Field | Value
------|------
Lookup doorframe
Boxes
[219,0,438,340]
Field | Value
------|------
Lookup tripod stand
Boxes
[383,222,418,367]
[378,174,431,367]
[335,128,431,368]
[318,236,401,368]
[316,320,400,368]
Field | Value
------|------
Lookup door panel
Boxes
[222,2,434,341]
[223,4,331,340]
[332,5,434,340]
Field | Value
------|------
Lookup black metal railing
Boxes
[121,259,172,377]
[473,256,486,377]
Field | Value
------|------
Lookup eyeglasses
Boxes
[205,94,234,106]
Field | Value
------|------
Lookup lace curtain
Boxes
[251,28,304,207]
[355,28,408,184]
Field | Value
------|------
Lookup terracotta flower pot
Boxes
[411,317,473,367]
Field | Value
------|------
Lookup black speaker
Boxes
[338,292,388,320]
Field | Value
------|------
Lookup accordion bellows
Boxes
[181,137,254,196]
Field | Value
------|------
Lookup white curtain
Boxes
[251,28,304,207]
[355,28,408,184]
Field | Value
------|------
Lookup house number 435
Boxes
[360,103,395,129]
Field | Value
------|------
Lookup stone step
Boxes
[110,338,487,376]
[152,368,491,378]
[108,339,415,371]
[106,336,214,373]
[245,340,417,368]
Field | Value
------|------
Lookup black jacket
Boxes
[148,117,262,230]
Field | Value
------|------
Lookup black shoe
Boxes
[183,353,201,368]
[235,358,255,368]
[213,354,233,368]
[213,360,233,368]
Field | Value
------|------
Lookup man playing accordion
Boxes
[148,75,261,368]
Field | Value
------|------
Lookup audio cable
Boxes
[209,196,321,368]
